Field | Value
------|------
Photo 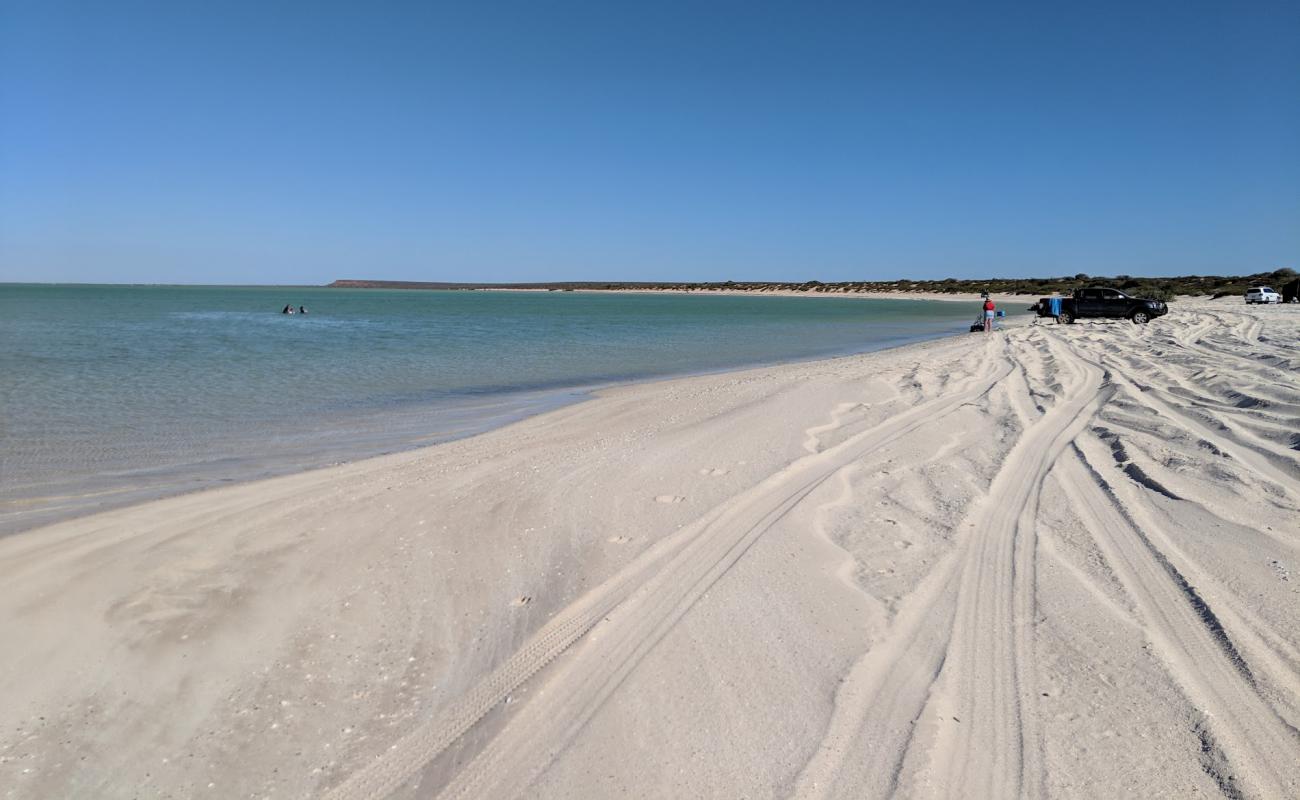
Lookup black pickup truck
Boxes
[1030,288,1169,324]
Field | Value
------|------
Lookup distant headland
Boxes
[329,268,1296,301]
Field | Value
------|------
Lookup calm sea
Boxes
[0,284,992,533]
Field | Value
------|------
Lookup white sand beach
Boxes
[486,286,1035,305]
[1,298,1297,799]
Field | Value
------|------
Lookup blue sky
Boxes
[1,1,1297,285]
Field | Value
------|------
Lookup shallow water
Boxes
[0,284,997,533]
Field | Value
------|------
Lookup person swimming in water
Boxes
[282,304,294,314]
[299,305,307,315]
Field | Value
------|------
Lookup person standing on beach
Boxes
[983,297,996,331]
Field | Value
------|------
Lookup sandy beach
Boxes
[478,286,1036,305]
[1,298,1297,799]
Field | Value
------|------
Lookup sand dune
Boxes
[1,299,1297,798]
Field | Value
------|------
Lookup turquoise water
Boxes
[0,284,991,533]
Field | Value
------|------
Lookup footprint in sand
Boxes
[696,467,730,476]
[607,535,631,544]
[654,495,686,504]
[510,596,533,607]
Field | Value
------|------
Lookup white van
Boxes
[1245,286,1281,304]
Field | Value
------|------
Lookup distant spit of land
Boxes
[330,268,1297,301]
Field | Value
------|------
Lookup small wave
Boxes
[168,310,279,322]
[167,311,381,329]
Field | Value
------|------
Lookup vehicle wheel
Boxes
[1131,311,1150,324]
[1057,311,1073,324]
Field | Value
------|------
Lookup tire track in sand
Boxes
[792,332,1102,799]
[431,342,1012,800]
[1065,312,1300,727]
[1060,441,1300,799]
[922,336,1103,800]
[319,339,1011,800]
[1070,337,1300,503]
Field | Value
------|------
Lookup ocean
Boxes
[0,284,996,533]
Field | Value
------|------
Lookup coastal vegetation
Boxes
[331,268,1297,300]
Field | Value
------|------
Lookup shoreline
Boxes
[0,312,1010,539]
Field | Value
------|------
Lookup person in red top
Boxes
[983,297,996,331]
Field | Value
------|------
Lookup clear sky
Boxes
[1,1,1297,285]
